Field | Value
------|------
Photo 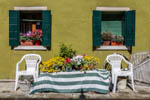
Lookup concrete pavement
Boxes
[0,80,150,99]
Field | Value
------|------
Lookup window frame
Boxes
[95,7,131,51]
[12,6,48,50]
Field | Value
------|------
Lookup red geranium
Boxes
[65,58,71,63]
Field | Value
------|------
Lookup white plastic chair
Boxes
[14,54,41,91]
[105,53,135,93]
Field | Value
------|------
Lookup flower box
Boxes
[20,40,33,46]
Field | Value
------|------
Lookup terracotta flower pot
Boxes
[111,41,117,46]
[20,41,24,45]
[20,41,33,46]
[102,41,111,46]
[118,42,123,45]
[35,40,41,46]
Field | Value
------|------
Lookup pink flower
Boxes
[65,58,71,63]
[82,54,86,57]
[26,33,31,36]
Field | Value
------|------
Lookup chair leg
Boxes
[131,75,135,91]
[112,72,115,84]
[33,75,36,82]
[113,75,117,93]
[14,74,19,91]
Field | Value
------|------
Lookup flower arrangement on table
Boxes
[40,44,100,73]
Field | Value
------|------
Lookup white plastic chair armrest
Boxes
[104,60,108,68]
[35,57,41,77]
[16,57,24,71]
[122,57,131,64]
[106,57,110,64]
[36,61,40,77]
[128,63,133,72]
[123,57,133,69]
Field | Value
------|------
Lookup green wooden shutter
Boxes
[42,10,51,46]
[9,10,20,46]
[124,10,136,46]
[92,10,102,47]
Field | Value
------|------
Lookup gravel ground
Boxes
[0,80,150,99]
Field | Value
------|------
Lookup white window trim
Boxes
[13,6,48,50]
[96,7,130,11]
[97,46,128,50]
[14,46,47,51]
[96,7,130,51]
[14,6,47,10]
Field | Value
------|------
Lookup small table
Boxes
[30,69,110,94]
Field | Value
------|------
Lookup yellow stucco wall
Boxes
[0,0,150,79]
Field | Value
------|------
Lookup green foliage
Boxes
[116,35,124,43]
[101,32,112,41]
[20,36,33,41]
[59,44,76,58]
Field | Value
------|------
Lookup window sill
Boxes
[14,46,47,51]
[96,46,129,51]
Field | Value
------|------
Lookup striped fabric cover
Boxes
[30,69,110,94]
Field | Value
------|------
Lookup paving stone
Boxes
[0,81,150,99]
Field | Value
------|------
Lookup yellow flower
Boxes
[48,69,53,73]
[40,64,43,68]
[42,68,47,72]
[47,64,52,67]
[62,58,65,61]
[57,62,63,65]
[84,65,88,68]
[62,66,65,70]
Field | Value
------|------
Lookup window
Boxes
[20,11,42,46]
[9,7,51,50]
[92,7,135,50]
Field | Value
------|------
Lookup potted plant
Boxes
[71,55,85,70]
[32,29,42,46]
[64,58,73,72]
[33,37,41,46]
[20,36,26,45]
[20,36,33,46]
[101,32,112,46]
[111,35,117,46]
[116,36,124,45]
[59,44,76,58]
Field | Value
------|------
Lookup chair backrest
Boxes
[23,54,41,72]
[106,53,124,72]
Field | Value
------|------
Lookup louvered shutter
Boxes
[9,10,20,46]
[92,10,102,47]
[42,10,51,47]
[124,10,136,46]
